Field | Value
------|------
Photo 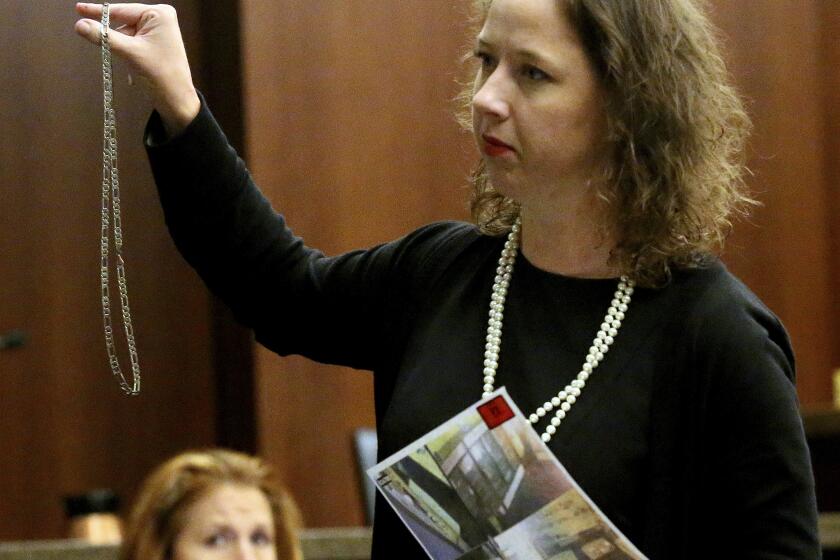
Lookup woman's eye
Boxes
[205,532,233,547]
[523,65,550,81]
[251,530,273,546]
[473,50,496,69]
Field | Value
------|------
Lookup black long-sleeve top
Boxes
[145,99,820,559]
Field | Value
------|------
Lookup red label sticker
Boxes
[478,395,514,429]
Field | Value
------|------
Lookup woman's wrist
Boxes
[156,87,201,138]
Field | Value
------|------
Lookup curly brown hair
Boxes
[120,449,302,560]
[457,0,754,287]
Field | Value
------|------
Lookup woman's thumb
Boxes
[74,18,130,54]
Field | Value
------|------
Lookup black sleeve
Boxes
[144,95,474,370]
[687,276,820,559]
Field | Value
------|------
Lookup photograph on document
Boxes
[368,388,647,560]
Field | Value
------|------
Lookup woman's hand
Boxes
[74,2,201,137]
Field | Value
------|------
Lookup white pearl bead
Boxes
[546,425,556,435]
[557,410,566,419]
[483,375,494,384]
[561,402,571,412]
[567,395,576,404]
[483,367,494,376]
[569,387,581,397]
[558,391,568,400]
[541,433,551,442]
[578,371,589,381]
[551,397,561,406]
[536,407,546,417]
[543,401,553,412]
[551,416,561,427]
[583,363,593,373]
[483,383,494,393]
[529,413,538,423]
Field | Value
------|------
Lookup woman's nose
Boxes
[233,542,259,560]
[472,69,511,120]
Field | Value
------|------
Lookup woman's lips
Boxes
[482,135,515,157]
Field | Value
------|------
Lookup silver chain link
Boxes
[100,4,141,395]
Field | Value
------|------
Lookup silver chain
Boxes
[100,3,141,395]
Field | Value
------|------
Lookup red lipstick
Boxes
[482,134,515,157]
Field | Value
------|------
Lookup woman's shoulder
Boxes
[662,260,794,375]
[668,261,781,327]
[396,220,483,252]
[384,220,495,272]
[371,220,503,300]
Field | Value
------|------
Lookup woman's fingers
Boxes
[74,3,156,27]
[75,2,146,20]
[74,17,133,52]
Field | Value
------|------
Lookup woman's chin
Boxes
[486,175,522,201]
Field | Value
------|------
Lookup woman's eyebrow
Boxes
[476,37,555,67]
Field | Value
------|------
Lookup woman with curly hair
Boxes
[120,449,301,560]
[75,0,819,557]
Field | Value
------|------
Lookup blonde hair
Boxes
[120,449,302,560]
[458,0,754,287]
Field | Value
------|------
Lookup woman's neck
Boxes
[518,192,616,279]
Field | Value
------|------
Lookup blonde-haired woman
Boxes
[75,0,819,557]
[120,449,301,560]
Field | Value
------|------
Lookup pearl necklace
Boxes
[481,218,635,443]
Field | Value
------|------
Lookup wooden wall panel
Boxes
[709,0,836,405]
[0,1,216,539]
[816,1,840,383]
[239,0,475,526]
